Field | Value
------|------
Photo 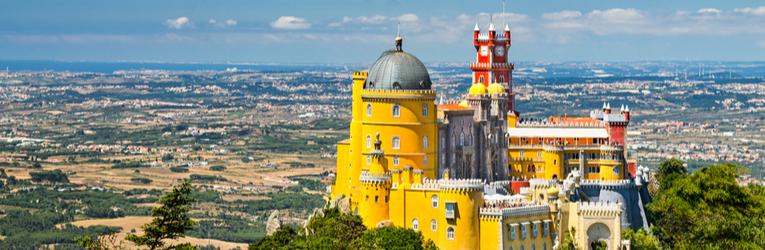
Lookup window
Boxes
[393,156,399,166]
[375,196,379,204]
[385,196,388,203]
[392,136,400,149]
[422,104,428,117]
[366,104,372,117]
[392,104,401,117]
[447,227,455,240]
[460,133,465,146]
[479,76,485,84]
[538,151,542,158]
[349,164,352,169]
[499,75,505,83]
[445,202,455,219]
[452,135,455,148]
[510,246,514,250]
[422,136,428,149]
[509,226,516,240]
[531,243,536,250]
[520,244,525,250]
[431,195,439,208]
[366,135,371,149]
[614,166,621,176]
[452,154,455,163]
[554,160,557,166]
[519,151,525,158]
[543,242,547,250]
[349,177,351,183]
[412,219,419,231]
[441,155,445,165]
[367,155,371,165]
[543,222,549,236]
[533,224,538,238]
[521,225,527,239]
[431,220,437,231]
[441,134,445,148]
[423,156,428,166]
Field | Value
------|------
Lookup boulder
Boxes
[265,210,282,236]
[375,220,393,228]
[337,197,351,214]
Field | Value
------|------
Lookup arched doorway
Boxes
[586,223,611,250]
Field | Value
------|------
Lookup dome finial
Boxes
[395,22,402,51]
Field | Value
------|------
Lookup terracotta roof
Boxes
[438,104,473,111]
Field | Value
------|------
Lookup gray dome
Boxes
[364,50,432,90]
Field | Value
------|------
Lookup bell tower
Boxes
[471,21,515,113]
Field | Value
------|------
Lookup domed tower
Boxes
[360,34,437,179]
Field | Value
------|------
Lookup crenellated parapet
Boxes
[579,179,636,190]
[360,89,437,101]
[470,62,514,70]
[439,179,484,192]
[577,201,622,217]
[360,171,392,185]
[479,204,550,219]
[409,178,440,191]
[352,71,368,80]
[529,178,556,189]
[516,119,606,128]
[590,110,628,123]
[543,144,564,153]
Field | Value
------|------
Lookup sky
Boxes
[2,0,765,63]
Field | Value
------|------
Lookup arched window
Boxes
[431,219,437,231]
[392,104,401,117]
[366,135,371,149]
[441,155,445,165]
[422,104,428,117]
[460,133,465,146]
[423,156,428,166]
[366,103,372,117]
[510,246,514,250]
[412,219,419,231]
[531,243,536,250]
[367,155,371,165]
[441,134,445,148]
[447,227,455,240]
[452,135,455,148]
[469,134,473,145]
[543,242,547,250]
[499,75,505,83]
[422,136,428,149]
[392,136,400,149]
[520,244,525,250]
[553,159,557,166]
[393,156,399,166]
[431,195,439,208]
[614,166,621,176]
[479,76,485,84]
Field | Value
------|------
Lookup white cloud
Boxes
[270,16,311,29]
[226,20,237,26]
[542,10,582,20]
[698,8,722,14]
[164,17,195,29]
[735,6,765,15]
[758,40,765,48]
[396,14,419,22]
[587,8,645,23]
[209,19,216,24]
[328,22,342,27]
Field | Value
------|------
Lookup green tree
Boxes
[355,226,437,250]
[125,180,198,250]
[7,175,17,185]
[161,154,174,162]
[241,157,251,163]
[656,158,687,193]
[648,163,765,249]
[32,162,42,169]
[621,228,658,250]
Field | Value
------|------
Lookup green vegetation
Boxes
[124,180,198,250]
[112,162,148,169]
[292,178,325,192]
[30,169,70,183]
[209,165,226,171]
[0,189,152,216]
[249,207,436,250]
[0,210,121,250]
[170,167,189,173]
[186,215,266,243]
[189,174,225,182]
[131,177,153,184]
[621,228,658,250]
[234,193,324,214]
[648,159,765,249]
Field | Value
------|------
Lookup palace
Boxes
[330,22,651,250]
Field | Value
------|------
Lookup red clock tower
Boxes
[472,22,515,113]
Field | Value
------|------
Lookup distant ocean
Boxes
[0,60,345,74]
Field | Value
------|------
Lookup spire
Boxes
[474,22,481,31]
[625,105,630,112]
[603,102,607,109]
[606,103,611,109]
[488,22,496,31]
[504,23,510,31]
[620,104,625,111]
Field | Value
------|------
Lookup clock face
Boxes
[495,46,505,56]
[480,46,488,56]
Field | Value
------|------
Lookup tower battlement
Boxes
[359,171,391,184]
[515,119,606,128]
[577,201,622,216]
[479,204,550,219]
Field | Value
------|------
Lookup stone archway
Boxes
[586,223,611,250]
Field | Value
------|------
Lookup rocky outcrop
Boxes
[375,220,393,228]
[329,194,344,209]
[265,210,282,236]
[337,197,351,214]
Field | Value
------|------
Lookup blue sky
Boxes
[2,0,765,63]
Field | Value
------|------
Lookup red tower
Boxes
[471,22,515,112]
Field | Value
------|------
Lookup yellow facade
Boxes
[507,143,625,181]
